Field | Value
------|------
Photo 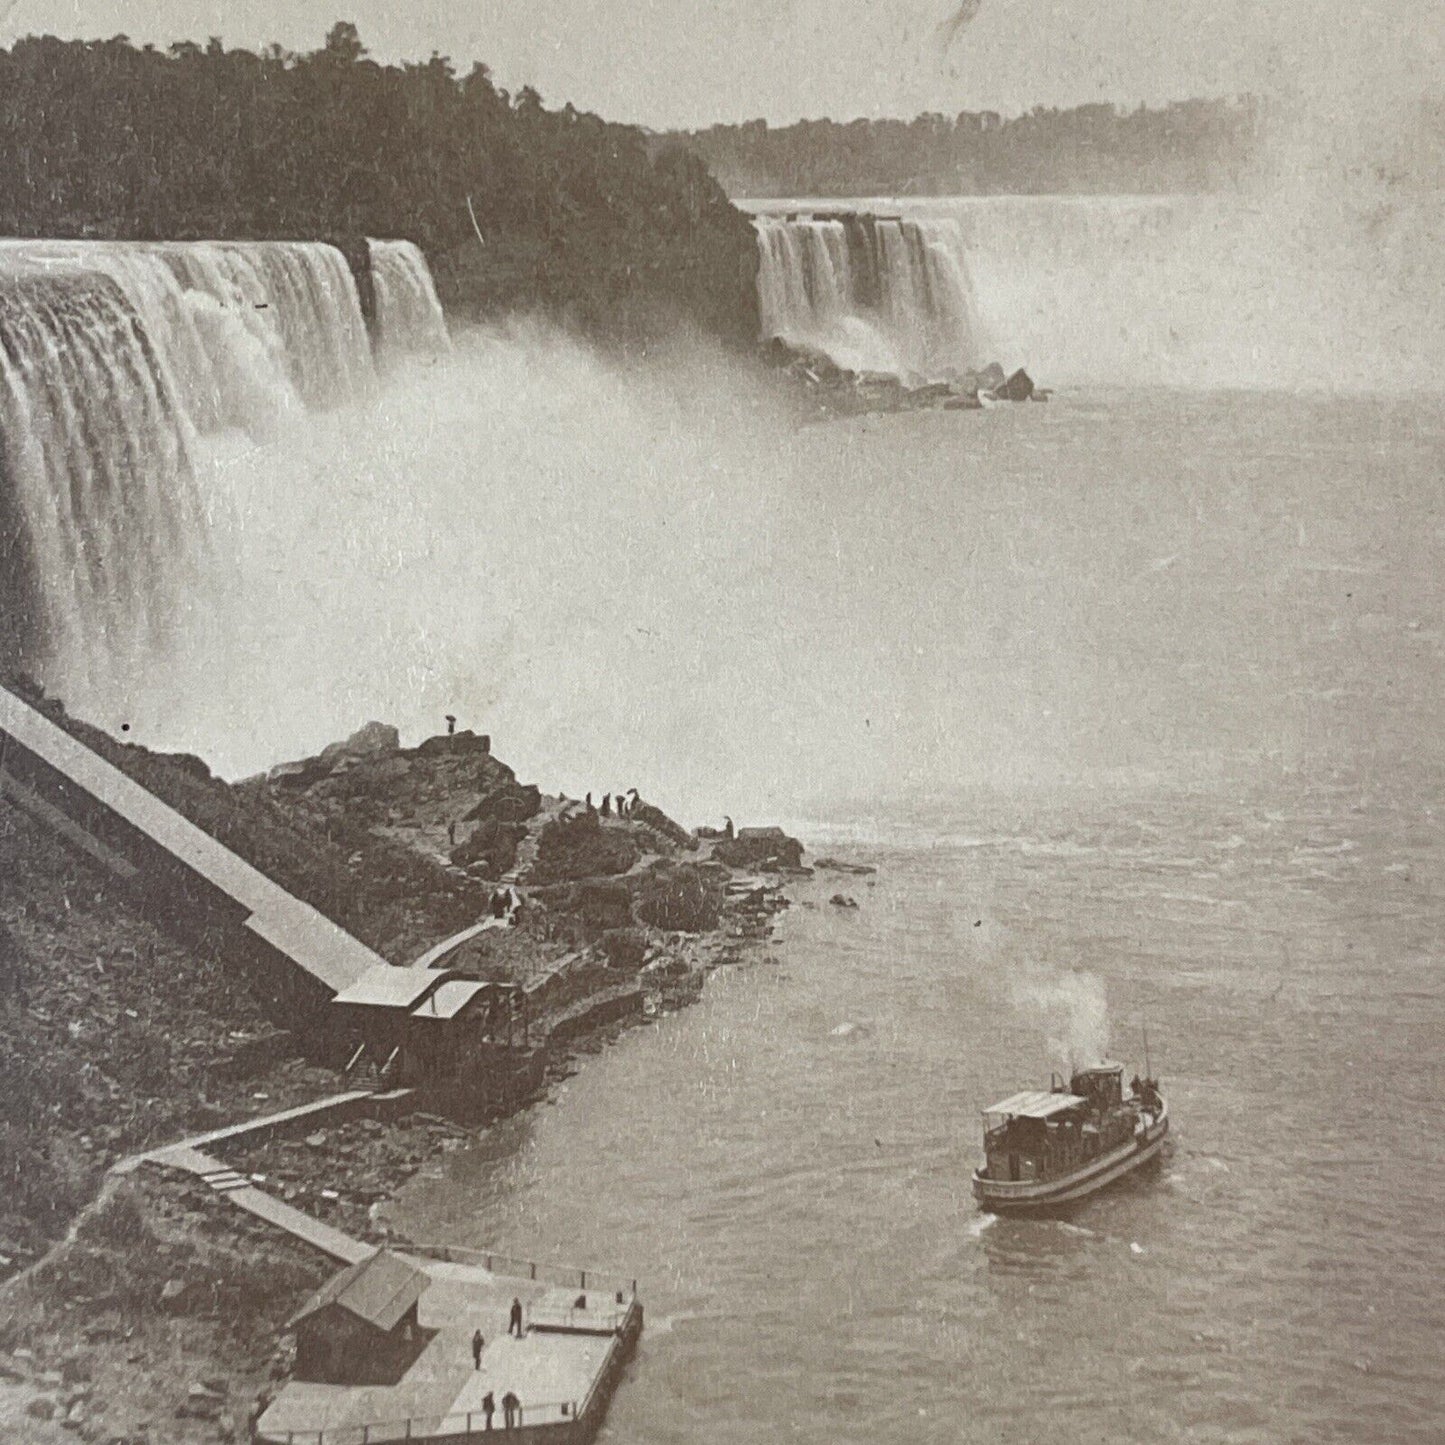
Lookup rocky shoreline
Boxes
[0,691,803,1442]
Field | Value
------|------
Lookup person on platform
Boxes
[502,1390,521,1428]
[481,1390,495,1430]
[601,793,612,816]
[472,1328,484,1369]
[509,1297,524,1337]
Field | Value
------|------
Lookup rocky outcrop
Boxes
[462,781,542,825]
[815,857,877,875]
[319,721,400,768]
[997,367,1035,402]
[627,800,696,851]
[713,826,805,872]
[764,340,1046,417]
[531,812,640,885]
[448,819,526,876]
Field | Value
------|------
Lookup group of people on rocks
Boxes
[467,1298,529,1428]
[584,787,641,819]
[488,885,521,922]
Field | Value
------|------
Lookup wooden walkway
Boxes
[0,683,387,995]
[112,1089,411,1263]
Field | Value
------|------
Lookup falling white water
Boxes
[368,239,451,363]
[748,192,1445,391]
[752,211,985,383]
[0,238,376,697]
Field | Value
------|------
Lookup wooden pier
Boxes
[254,1249,642,1445]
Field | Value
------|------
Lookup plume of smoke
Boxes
[1010,968,1110,1073]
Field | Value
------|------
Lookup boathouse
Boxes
[288,1250,433,1386]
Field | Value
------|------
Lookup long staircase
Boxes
[498,800,566,888]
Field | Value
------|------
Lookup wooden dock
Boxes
[113,1100,641,1444]
[254,1256,642,1444]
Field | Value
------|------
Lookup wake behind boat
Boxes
[972,1061,1168,1212]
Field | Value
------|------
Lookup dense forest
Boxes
[0,24,759,343]
[674,99,1265,197]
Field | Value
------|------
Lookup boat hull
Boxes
[972,1103,1169,1213]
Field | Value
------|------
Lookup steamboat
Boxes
[971,1061,1168,1212]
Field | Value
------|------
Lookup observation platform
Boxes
[255,1250,642,1445]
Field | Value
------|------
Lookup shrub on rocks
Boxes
[633,864,721,933]
[533,814,639,884]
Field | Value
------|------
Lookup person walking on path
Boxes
[481,1390,495,1430]
[502,1391,521,1428]
[472,1328,484,1369]
[509,1297,524,1337]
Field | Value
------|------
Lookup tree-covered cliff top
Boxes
[0,23,759,344]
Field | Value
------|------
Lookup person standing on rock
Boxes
[601,793,611,817]
[509,1297,524,1337]
[472,1328,484,1369]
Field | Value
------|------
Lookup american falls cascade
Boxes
[751,210,986,383]
[747,195,1445,392]
[0,237,449,701]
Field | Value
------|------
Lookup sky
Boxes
[4,0,1442,130]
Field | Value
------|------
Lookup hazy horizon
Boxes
[3,0,1441,132]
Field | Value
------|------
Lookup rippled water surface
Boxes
[390,391,1445,1443]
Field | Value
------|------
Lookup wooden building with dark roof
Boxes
[287,1249,433,1385]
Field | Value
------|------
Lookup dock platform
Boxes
[255,1254,642,1444]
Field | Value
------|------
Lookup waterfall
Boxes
[751,194,1445,391]
[368,239,451,362]
[0,237,443,703]
[0,259,205,688]
[753,211,984,383]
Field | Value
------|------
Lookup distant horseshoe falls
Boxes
[0,237,448,695]
[750,209,985,383]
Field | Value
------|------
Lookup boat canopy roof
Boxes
[983,1090,1088,1120]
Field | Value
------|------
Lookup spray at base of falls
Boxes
[748,192,1445,392]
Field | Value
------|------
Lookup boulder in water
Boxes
[999,368,1035,402]
[974,362,1007,392]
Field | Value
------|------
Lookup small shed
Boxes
[288,1250,432,1385]
[406,978,493,1076]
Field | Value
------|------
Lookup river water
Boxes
[388,387,1445,1443]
